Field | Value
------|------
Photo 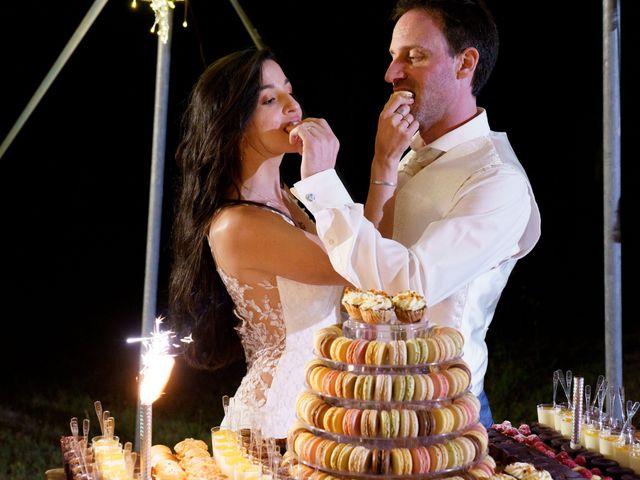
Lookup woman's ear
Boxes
[456,47,479,80]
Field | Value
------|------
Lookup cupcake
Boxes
[341,287,367,320]
[359,290,393,324]
[392,290,427,323]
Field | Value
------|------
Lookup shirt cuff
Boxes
[291,169,354,214]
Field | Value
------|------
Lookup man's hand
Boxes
[374,91,419,169]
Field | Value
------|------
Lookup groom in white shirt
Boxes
[291,0,541,428]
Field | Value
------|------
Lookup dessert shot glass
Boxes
[537,403,556,428]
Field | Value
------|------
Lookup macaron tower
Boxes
[286,295,494,479]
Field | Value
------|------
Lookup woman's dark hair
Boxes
[169,47,275,371]
[392,0,499,96]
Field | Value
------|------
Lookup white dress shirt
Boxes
[291,109,541,396]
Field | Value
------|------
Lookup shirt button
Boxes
[305,193,315,202]
[328,238,335,246]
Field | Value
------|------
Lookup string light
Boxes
[133,0,187,43]
[183,0,188,28]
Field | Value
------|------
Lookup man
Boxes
[291,0,540,427]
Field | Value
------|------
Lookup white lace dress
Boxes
[213,204,343,439]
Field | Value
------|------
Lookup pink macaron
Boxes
[410,445,430,474]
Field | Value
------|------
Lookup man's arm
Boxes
[364,92,418,236]
[292,165,534,306]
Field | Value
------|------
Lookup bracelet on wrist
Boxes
[370,179,397,187]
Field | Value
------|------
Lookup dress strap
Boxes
[216,199,296,227]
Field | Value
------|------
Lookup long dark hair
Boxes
[169,47,275,371]
[392,0,499,96]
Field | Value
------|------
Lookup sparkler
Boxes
[127,317,191,480]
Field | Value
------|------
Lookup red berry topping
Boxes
[506,427,519,436]
[518,424,531,435]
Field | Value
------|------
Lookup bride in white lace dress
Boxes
[168,47,348,440]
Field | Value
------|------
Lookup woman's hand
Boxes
[374,91,419,169]
[288,118,339,179]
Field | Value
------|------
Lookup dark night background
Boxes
[0,0,636,441]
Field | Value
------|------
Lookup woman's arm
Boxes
[209,205,350,286]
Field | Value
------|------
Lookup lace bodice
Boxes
[217,267,286,409]
[217,268,343,438]
[211,201,343,438]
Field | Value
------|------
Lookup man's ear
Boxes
[456,47,479,79]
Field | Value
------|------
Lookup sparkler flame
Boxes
[127,317,190,405]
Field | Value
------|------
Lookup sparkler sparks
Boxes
[127,317,191,405]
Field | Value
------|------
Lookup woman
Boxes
[169,47,348,440]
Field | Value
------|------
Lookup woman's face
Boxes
[243,59,302,158]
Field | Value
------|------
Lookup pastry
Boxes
[341,287,366,320]
[389,409,400,438]
[370,448,390,475]
[346,338,368,364]
[342,408,362,437]
[390,448,405,475]
[392,374,406,401]
[404,374,415,401]
[329,336,350,362]
[406,338,420,364]
[504,462,537,478]
[348,445,371,473]
[173,438,208,456]
[378,410,391,438]
[392,290,427,323]
[359,290,393,324]
[336,443,354,471]
[411,445,430,474]
[152,458,187,480]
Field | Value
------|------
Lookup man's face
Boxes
[385,9,461,132]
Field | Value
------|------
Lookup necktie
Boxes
[398,147,444,177]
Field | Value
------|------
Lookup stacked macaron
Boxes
[291,289,494,479]
[296,391,480,438]
[313,326,464,366]
[287,463,342,480]
[305,360,471,401]
[289,425,486,475]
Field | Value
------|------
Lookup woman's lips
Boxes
[284,120,301,133]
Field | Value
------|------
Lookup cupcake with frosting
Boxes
[392,290,427,323]
[359,290,393,324]
[341,287,367,320]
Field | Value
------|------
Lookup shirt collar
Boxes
[410,108,490,153]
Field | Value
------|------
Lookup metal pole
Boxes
[602,0,622,391]
[135,8,173,451]
[228,0,265,49]
[0,0,109,159]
